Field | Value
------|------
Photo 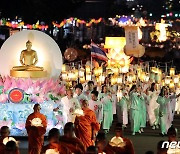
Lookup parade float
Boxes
[0,30,64,136]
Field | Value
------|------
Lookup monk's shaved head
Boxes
[33,103,41,112]
[64,122,75,136]
[0,126,10,138]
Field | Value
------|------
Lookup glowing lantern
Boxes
[169,81,175,89]
[132,74,136,82]
[86,65,91,73]
[97,67,103,75]
[140,72,146,81]
[104,37,126,49]
[111,76,118,85]
[173,75,179,84]
[121,65,129,73]
[161,80,165,86]
[112,67,119,75]
[170,68,175,76]
[127,75,133,83]
[62,64,66,72]
[117,75,123,84]
[80,77,85,84]
[145,73,150,82]
[86,73,91,81]
[99,74,105,84]
[62,72,67,80]
[79,67,85,78]
[119,58,125,67]
[165,76,171,85]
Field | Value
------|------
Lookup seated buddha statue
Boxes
[10,40,47,78]
[12,40,43,71]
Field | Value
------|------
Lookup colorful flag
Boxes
[90,42,108,61]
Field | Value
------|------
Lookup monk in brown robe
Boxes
[0,126,9,154]
[108,123,135,154]
[26,104,47,154]
[59,122,85,154]
[41,128,69,154]
[74,100,100,149]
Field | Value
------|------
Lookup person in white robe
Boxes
[88,90,103,123]
[175,88,180,114]
[57,89,81,123]
[117,90,129,128]
[84,81,94,100]
[74,83,88,106]
[148,83,160,129]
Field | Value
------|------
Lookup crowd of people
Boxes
[0,79,180,153]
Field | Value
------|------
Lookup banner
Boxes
[124,26,139,56]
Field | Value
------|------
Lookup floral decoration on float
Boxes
[0,76,66,103]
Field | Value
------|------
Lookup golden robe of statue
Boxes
[12,40,43,71]
[10,40,47,78]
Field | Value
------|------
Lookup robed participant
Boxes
[41,128,69,154]
[74,100,100,149]
[26,104,47,154]
[59,122,85,154]
[88,90,103,123]
[58,89,81,123]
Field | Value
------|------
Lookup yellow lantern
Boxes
[104,37,126,49]
[140,72,146,81]
[165,76,171,85]
[161,80,165,86]
[85,65,91,73]
[97,67,103,75]
[112,67,119,75]
[62,64,66,72]
[94,68,99,76]
[119,58,125,67]
[170,68,175,76]
[111,76,117,85]
[169,81,175,89]
[80,77,85,84]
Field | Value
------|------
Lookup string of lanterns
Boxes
[0,19,48,30]
[52,17,103,28]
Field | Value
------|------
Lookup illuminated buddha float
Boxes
[10,40,47,78]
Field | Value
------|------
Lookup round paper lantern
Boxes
[132,44,145,58]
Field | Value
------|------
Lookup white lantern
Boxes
[79,67,85,78]
[165,76,171,85]
[99,74,105,84]
[117,75,123,84]
[121,65,129,73]
[173,75,179,84]
[86,73,91,81]
[62,72,67,80]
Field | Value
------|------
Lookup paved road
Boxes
[17,114,180,154]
